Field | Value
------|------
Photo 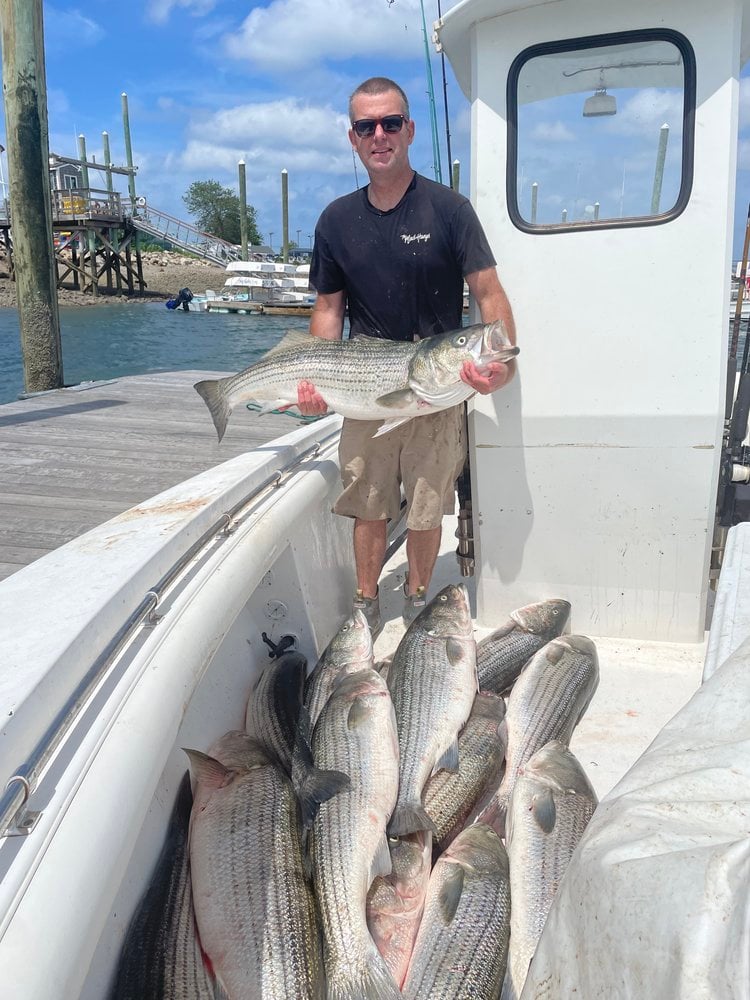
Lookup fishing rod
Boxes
[419,0,443,184]
[436,0,454,185]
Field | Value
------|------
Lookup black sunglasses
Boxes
[351,114,408,138]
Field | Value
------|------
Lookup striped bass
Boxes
[501,741,597,1000]
[366,830,433,989]
[387,583,477,838]
[401,824,511,999]
[471,635,599,838]
[194,320,518,441]
[476,599,571,695]
[186,733,324,999]
[308,669,401,1000]
[422,691,507,855]
[304,609,374,730]
[110,773,217,999]
[245,649,307,776]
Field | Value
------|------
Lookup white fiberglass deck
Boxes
[374,514,707,802]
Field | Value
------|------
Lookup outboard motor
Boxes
[166,287,194,311]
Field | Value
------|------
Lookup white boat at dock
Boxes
[1,0,749,996]
[189,259,316,316]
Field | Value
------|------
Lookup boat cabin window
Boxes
[508,30,695,232]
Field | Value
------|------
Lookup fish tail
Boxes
[472,796,507,839]
[327,954,401,1000]
[387,802,437,838]
[194,377,232,442]
[297,763,350,830]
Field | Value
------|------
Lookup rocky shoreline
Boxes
[0,250,222,309]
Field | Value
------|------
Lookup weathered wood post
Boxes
[102,131,113,194]
[452,158,460,193]
[121,92,143,294]
[121,94,137,205]
[102,130,122,295]
[77,133,98,296]
[0,0,63,393]
[281,168,289,264]
[238,159,248,261]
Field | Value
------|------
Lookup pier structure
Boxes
[0,151,147,297]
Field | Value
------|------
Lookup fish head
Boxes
[325,609,374,667]
[417,583,473,640]
[469,691,507,730]
[510,598,571,638]
[410,320,518,394]
[331,667,393,726]
[441,823,508,877]
[520,741,598,802]
[387,830,433,898]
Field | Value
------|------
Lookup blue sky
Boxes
[3,1,750,256]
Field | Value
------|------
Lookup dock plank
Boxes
[0,372,326,582]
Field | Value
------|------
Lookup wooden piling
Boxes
[0,0,63,393]
[102,132,122,295]
[281,168,289,264]
[77,133,98,297]
[122,92,144,293]
[238,160,248,261]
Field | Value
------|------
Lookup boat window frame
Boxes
[506,28,696,234]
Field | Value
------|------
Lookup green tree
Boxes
[182,180,263,245]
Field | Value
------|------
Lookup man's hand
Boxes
[460,360,514,395]
[285,379,329,416]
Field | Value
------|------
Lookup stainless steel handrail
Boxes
[0,432,339,838]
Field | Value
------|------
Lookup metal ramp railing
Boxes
[123,199,241,266]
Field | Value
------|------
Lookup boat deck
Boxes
[0,371,309,582]
[374,518,707,803]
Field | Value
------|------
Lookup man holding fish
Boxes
[299,76,517,632]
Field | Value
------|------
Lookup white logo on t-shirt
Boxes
[401,233,431,244]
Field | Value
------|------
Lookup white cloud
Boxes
[146,0,217,25]
[607,88,684,138]
[531,121,574,142]
[181,98,353,176]
[224,0,425,72]
[44,7,104,50]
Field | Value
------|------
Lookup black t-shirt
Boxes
[310,173,497,342]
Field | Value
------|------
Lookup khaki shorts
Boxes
[333,406,467,531]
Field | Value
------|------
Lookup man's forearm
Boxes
[309,292,346,340]
[466,267,516,343]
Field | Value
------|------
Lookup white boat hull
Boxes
[0,416,356,999]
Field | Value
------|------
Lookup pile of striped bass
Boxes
[111,585,600,999]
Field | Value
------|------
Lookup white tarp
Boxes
[521,636,750,1000]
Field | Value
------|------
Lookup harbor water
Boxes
[0,303,745,407]
[0,304,311,405]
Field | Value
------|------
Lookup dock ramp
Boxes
[124,199,241,266]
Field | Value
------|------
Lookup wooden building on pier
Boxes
[0,154,145,297]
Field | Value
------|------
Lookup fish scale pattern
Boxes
[309,670,401,999]
[473,636,600,838]
[475,599,571,695]
[502,742,598,1000]
[189,736,323,998]
[423,692,507,851]
[401,825,511,999]
[387,585,477,838]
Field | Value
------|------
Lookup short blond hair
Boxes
[349,77,410,121]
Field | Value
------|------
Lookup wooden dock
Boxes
[0,371,318,582]
[204,300,314,317]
